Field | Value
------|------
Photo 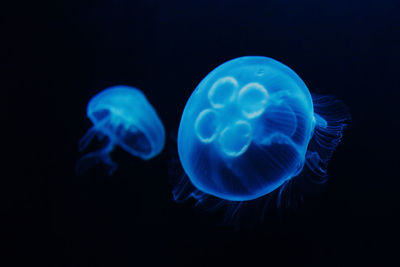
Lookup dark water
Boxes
[4,0,399,266]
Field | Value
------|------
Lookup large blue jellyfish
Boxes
[173,56,349,221]
[76,85,165,175]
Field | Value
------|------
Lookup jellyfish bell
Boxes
[178,56,315,201]
[173,56,350,222]
[76,85,165,175]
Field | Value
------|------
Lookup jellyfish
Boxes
[76,85,165,175]
[172,56,349,222]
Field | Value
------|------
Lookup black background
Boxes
[3,0,400,266]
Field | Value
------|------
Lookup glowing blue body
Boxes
[76,86,165,174]
[178,56,327,201]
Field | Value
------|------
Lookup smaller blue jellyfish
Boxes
[172,56,350,224]
[76,85,165,175]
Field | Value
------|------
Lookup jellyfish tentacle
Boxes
[306,94,351,176]
[172,174,194,202]
[75,151,101,175]
[313,113,328,128]
[75,139,117,176]
[304,151,327,177]
[101,141,117,175]
[78,118,110,152]
[78,126,98,152]
[276,180,290,209]
[96,131,106,142]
